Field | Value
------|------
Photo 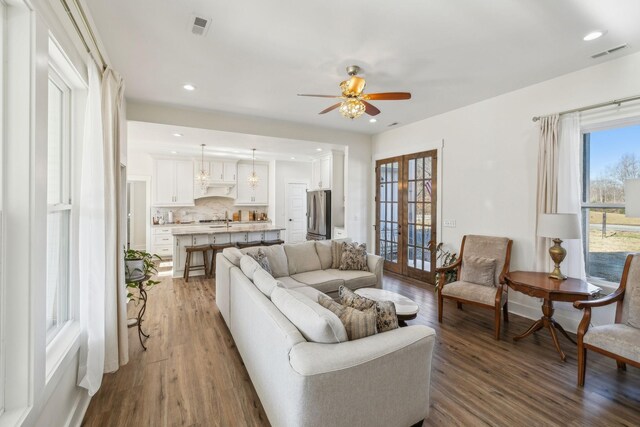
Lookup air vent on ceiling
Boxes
[388,122,399,127]
[191,15,211,36]
[592,44,628,59]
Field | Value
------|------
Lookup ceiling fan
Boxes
[298,65,412,120]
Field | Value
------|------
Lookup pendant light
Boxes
[196,144,209,194]
[248,148,259,189]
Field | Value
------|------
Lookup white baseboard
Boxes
[67,391,91,427]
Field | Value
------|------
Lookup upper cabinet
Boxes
[194,160,237,184]
[153,159,194,206]
[310,151,343,191]
[236,163,269,205]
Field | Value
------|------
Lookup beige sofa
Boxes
[215,240,436,427]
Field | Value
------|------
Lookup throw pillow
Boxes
[318,295,377,340]
[248,248,272,275]
[375,300,399,333]
[339,242,369,271]
[339,285,375,311]
[339,286,399,333]
[460,255,497,287]
[330,240,344,269]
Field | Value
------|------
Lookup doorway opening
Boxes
[375,150,438,284]
[127,176,151,251]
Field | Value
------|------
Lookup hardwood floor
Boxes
[83,270,640,426]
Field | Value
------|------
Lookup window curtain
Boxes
[77,59,128,396]
[534,113,586,279]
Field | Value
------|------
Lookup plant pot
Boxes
[125,258,145,282]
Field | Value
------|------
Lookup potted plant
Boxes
[124,248,161,301]
[431,242,458,292]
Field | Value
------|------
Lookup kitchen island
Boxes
[170,223,285,278]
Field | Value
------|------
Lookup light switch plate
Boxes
[443,219,456,228]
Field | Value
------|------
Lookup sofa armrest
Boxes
[367,253,384,288]
[289,325,435,376]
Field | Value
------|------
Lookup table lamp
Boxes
[537,213,581,280]
[625,179,640,218]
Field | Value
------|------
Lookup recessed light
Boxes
[369,118,377,123]
[583,30,606,41]
[183,83,196,91]
[290,157,296,160]
[170,151,178,154]
[316,148,323,152]
[172,133,183,137]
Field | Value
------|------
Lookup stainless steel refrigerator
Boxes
[307,190,331,240]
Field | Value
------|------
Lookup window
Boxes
[46,66,72,343]
[582,123,640,285]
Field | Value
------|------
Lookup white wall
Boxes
[372,51,640,331]
[126,102,373,243]
[273,160,312,228]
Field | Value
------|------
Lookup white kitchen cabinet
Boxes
[174,235,193,271]
[210,161,224,181]
[264,230,280,241]
[153,159,194,206]
[236,163,269,205]
[194,160,237,185]
[309,151,345,237]
[151,226,174,259]
[311,155,334,190]
[223,161,237,183]
[209,233,231,245]
[230,232,248,244]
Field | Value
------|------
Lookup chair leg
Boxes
[456,302,463,310]
[577,343,587,387]
[616,361,627,371]
[503,301,509,322]
[184,252,192,283]
[494,305,501,341]
[437,292,443,323]
[203,250,210,279]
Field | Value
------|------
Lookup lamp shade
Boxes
[537,213,581,239]
[625,179,640,218]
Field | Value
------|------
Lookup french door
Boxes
[375,150,437,283]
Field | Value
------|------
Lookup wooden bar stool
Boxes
[183,244,211,282]
[261,239,284,246]
[209,243,235,278]
[235,241,262,249]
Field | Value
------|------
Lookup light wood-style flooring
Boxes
[83,270,640,426]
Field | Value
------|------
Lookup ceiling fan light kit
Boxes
[298,65,411,120]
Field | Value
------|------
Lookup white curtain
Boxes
[77,60,128,396]
[534,113,586,279]
[557,113,586,279]
[101,68,129,373]
[77,59,107,395]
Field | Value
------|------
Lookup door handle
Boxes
[289,219,293,221]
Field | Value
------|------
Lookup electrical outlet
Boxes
[443,219,456,228]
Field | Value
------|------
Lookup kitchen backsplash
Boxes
[153,197,268,223]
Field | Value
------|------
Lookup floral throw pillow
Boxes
[339,242,369,271]
[339,285,375,311]
[248,248,272,275]
[339,286,399,333]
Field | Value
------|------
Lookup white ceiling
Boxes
[87,0,640,135]
[128,121,340,161]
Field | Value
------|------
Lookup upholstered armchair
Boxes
[436,235,513,340]
[574,253,640,387]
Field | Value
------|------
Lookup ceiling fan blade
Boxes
[298,94,340,98]
[362,101,380,116]
[319,103,342,114]
[365,92,412,100]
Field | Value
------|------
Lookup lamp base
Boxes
[548,238,567,281]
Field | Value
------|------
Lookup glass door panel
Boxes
[376,158,403,274]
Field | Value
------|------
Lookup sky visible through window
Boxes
[589,123,640,179]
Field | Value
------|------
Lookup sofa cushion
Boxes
[222,247,244,267]
[584,324,640,363]
[291,270,344,294]
[318,295,377,340]
[339,242,369,271]
[253,268,282,298]
[284,241,322,275]
[460,255,496,287]
[241,245,289,278]
[248,248,272,275]
[271,287,348,343]
[325,269,377,290]
[293,286,326,301]
[441,281,502,306]
[315,240,333,270]
[277,276,306,289]
[240,255,262,281]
